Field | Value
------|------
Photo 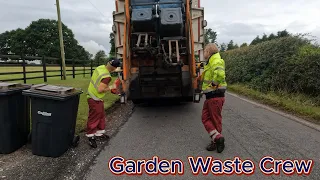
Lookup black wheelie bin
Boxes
[22,84,83,158]
[0,82,31,154]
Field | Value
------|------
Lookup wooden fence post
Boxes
[90,60,93,76]
[83,61,85,77]
[21,54,26,84]
[60,58,63,80]
[42,56,47,82]
[72,59,75,79]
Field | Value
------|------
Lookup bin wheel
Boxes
[71,135,80,148]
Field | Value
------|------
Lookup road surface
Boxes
[84,93,320,180]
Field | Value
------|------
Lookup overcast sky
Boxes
[0,0,319,55]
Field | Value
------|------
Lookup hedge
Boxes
[220,35,320,105]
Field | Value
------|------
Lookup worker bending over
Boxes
[198,43,227,153]
[86,58,121,148]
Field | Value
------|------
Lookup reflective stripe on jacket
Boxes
[87,65,111,100]
[200,53,227,93]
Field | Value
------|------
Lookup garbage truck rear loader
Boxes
[112,0,207,104]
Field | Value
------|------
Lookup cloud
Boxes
[0,0,113,55]
[213,22,268,45]
[0,0,319,54]
[80,40,108,55]
[202,0,320,45]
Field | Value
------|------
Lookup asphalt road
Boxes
[84,93,320,180]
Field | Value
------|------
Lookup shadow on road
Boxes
[133,99,190,108]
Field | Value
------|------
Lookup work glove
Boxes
[110,78,123,95]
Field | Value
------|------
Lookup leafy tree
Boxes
[240,43,248,48]
[268,33,276,40]
[204,28,217,45]
[109,32,115,57]
[87,51,93,60]
[0,30,16,58]
[94,50,107,65]
[277,29,290,37]
[250,36,261,45]
[249,30,291,46]
[227,40,235,50]
[220,43,227,52]
[0,19,90,64]
[261,33,268,42]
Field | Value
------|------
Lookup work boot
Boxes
[206,141,216,151]
[88,137,97,148]
[96,134,110,141]
[215,136,225,153]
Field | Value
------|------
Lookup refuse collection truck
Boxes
[112,0,207,104]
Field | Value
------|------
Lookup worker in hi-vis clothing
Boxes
[198,43,227,153]
[86,58,121,148]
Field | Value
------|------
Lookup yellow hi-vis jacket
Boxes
[200,52,227,93]
[87,65,111,101]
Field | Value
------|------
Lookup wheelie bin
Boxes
[0,82,31,154]
[22,84,83,158]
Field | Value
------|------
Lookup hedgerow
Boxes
[221,35,320,104]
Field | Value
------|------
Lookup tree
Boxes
[277,29,290,37]
[250,35,261,45]
[0,30,16,57]
[87,51,93,60]
[261,33,268,42]
[204,28,217,45]
[220,43,227,52]
[249,30,291,46]
[240,43,248,48]
[94,50,107,65]
[268,33,276,40]
[227,40,235,50]
[109,32,115,57]
[0,19,90,63]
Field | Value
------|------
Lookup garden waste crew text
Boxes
[108,156,314,176]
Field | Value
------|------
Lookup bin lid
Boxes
[22,83,83,101]
[0,82,31,95]
[0,82,21,90]
[31,84,76,95]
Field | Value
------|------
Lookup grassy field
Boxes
[228,84,320,125]
[0,66,95,81]
[0,66,120,133]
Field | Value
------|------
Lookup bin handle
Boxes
[75,88,83,93]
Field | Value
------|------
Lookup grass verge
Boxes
[227,84,320,125]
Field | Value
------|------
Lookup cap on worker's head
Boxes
[108,58,121,68]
